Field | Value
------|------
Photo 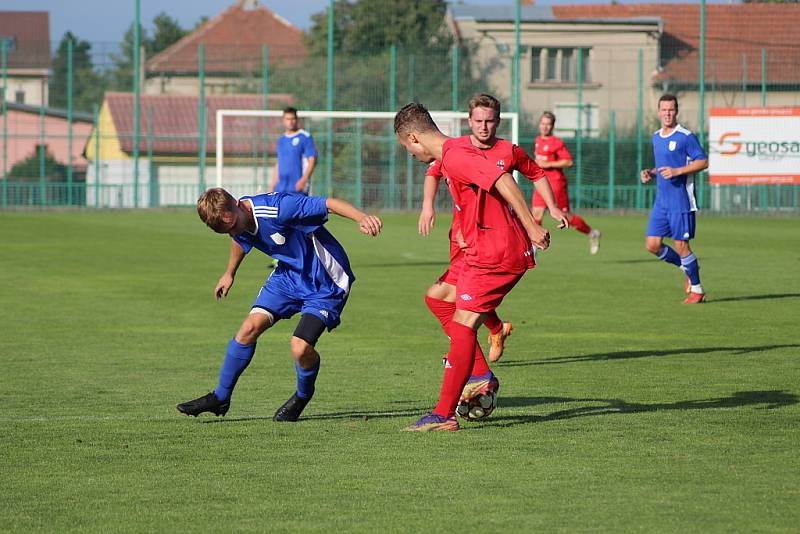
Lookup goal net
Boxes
[214,109,519,211]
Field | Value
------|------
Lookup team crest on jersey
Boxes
[460,293,473,301]
[496,159,505,169]
[292,137,300,146]
[270,232,286,245]
[669,141,677,151]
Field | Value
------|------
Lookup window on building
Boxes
[15,90,24,104]
[0,36,17,53]
[531,47,592,84]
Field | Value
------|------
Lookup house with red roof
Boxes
[0,11,50,106]
[84,92,291,207]
[449,3,800,134]
[144,0,307,96]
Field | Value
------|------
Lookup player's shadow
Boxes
[707,292,800,303]
[200,403,428,424]
[485,390,798,429]
[496,343,800,367]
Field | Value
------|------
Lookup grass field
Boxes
[1,210,798,533]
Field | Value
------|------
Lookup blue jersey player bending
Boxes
[177,188,382,421]
[640,94,709,304]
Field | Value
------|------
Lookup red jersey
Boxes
[427,136,545,257]
[533,135,572,186]
[437,137,537,273]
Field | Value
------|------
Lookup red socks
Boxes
[425,295,491,377]
[569,214,591,235]
[434,321,477,418]
[483,311,502,335]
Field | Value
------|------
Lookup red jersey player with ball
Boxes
[395,102,554,432]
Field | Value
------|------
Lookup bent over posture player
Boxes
[177,188,382,421]
[419,94,567,366]
[396,103,552,431]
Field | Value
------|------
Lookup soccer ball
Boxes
[456,389,498,421]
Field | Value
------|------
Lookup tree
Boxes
[8,145,67,182]
[50,32,106,112]
[150,12,189,55]
[306,0,452,56]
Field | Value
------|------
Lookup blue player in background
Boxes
[640,94,709,304]
[269,107,318,195]
[177,187,382,421]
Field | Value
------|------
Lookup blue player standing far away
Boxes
[269,107,318,195]
[640,94,709,304]
[177,188,382,421]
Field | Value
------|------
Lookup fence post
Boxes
[513,0,521,114]
[451,44,459,111]
[325,0,334,197]
[133,0,141,208]
[608,110,615,210]
[388,45,397,209]
[742,54,747,107]
[697,0,706,210]
[760,48,767,107]
[262,45,270,183]
[147,106,156,207]
[407,53,416,210]
[39,103,46,205]
[93,103,100,208]
[2,40,8,206]
[67,37,74,206]
[355,117,362,209]
[636,48,644,210]
[198,44,206,194]
[408,54,416,102]
[575,49,583,209]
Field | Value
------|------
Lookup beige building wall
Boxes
[6,72,48,106]
[144,76,261,96]
[455,18,661,132]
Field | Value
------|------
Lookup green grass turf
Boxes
[0,210,798,533]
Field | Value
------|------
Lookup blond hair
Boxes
[197,187,237,232]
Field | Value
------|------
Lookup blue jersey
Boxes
[651,124,707,212]
[276,130,318,194]
[232,193,354,298]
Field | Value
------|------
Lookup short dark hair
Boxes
[468,93,501,117]
[394,102,440,136]
[658,94,679,111]
[540,111,556,125]
[282,106,298,116]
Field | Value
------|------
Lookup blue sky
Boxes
[3,0,727,44]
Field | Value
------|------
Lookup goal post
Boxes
[214,109,519,208]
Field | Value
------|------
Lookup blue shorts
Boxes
[251,273,348,331]
[646,205,696,241]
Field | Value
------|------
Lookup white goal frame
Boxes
[214,109,520,188]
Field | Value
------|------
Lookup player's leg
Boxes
[273,314,327,422]
[671,212,704,303]
[177,308,275,417]
[646,206,681,266]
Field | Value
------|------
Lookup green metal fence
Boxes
[1,1,799,212]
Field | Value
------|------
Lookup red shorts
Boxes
[532,179,570,212]
[454,266,525,313]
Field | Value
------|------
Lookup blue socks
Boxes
[656,245,682,267]
[680,253,701,285]
[214,339,256,401]
[295,359,321,400]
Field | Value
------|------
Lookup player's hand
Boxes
[418,206,436,235]
[529,224,551,250]
[214,274,234,300]
[535,155,550,168]
[455,229,468,249]
[295,179,307,192]
[657,166,678,179]
[358,214,383,237]
[549,207,569,229]
[640,169,654,183]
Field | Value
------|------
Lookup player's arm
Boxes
[493,173,550,250]
[215,241,247,299]
[513,146,568,229]
[536,157,573,170]
[658,158,708,180]
[418,174,440,236]
[532,178,568,229]
[325,197,383,237]
[295,156,317,192]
